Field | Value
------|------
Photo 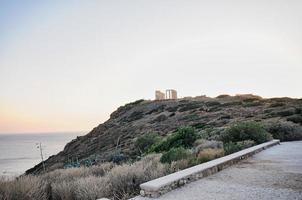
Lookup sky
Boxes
[0,0,302,133]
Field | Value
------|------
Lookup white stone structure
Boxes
[155,89,178,100]
[155,90,165,100]
[165,89,177,99]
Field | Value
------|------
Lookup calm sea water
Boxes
[0,132,84,177]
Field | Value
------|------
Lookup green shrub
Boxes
[269,102,285,107]
[243,101,263,107]
[109,151,126,164]
[287,115,302,125]
[221,101,242,107]
[192,123,206,129]
[205,101,221,107]
[276,108,296,117]
[187,157,210,166]
[135,133,161,153]
[198,127,224,141]
[221,122,272,144]
[224,142,242,155]
[223,140,255,155]
[160,147,191,164]
[264,121,302,141]
[242,97,260,102]
[216,94,230,98]
[149,127,197,153]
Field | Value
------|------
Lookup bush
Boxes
[287,115,302,125]
[216,94,230,98]
[88,163,115,177]
[221,122,272,144]
[205,101,221,107]
[243,101,263,107]
[224,142,242,155]
[264,121,302,141]
[135,133,161,153]
[269,102,285,107]
[224,140,255,155]
[276,108,296,117]
[197,127,224,141]
[160,147,191,164]
[109,150,126,164]
[193,139,223,152]
[150,127,197,153]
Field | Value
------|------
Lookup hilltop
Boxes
[26,94,302,174]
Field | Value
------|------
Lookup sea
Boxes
[0,132,85,177]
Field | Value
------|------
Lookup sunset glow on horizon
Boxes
[1,0,302,133]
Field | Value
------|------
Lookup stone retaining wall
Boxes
[139,140,280,198]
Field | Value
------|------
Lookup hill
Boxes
[26,94,302,174]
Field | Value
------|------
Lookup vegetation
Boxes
[276,108,296,117]
[0,155,167,200]
[160,147,191,164]
[0,175,49,200]
[135,133,161,153]
[29,95,302,176]
[149,127,198,153]
[197,148,224,160]
[264,120,302,141]
[221,122,272,144]
[221,122,272,155]
[287,115,302,125]
[224,140,255,155]
[1,121,288,200]
[6,94,302,200]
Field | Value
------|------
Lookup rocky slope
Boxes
[26,94,302,174]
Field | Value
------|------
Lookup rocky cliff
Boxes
[26,95,302,174]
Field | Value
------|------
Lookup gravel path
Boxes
[134,141,302,200]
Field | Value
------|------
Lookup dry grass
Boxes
[0,155,167,200]
[41,162,114,183]
[0,175,49,200]
[107,154,167,199]
[194,139,223,149]
[73,176,109,200]
[170,159,191,171]
[197,148,225,160]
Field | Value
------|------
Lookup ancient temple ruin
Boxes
[155,90,165,100]
[155,89,177,100]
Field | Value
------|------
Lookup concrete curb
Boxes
[139,139,280,198]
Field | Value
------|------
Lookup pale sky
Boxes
[0,0,302,133]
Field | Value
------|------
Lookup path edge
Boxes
[139,139,280,198]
